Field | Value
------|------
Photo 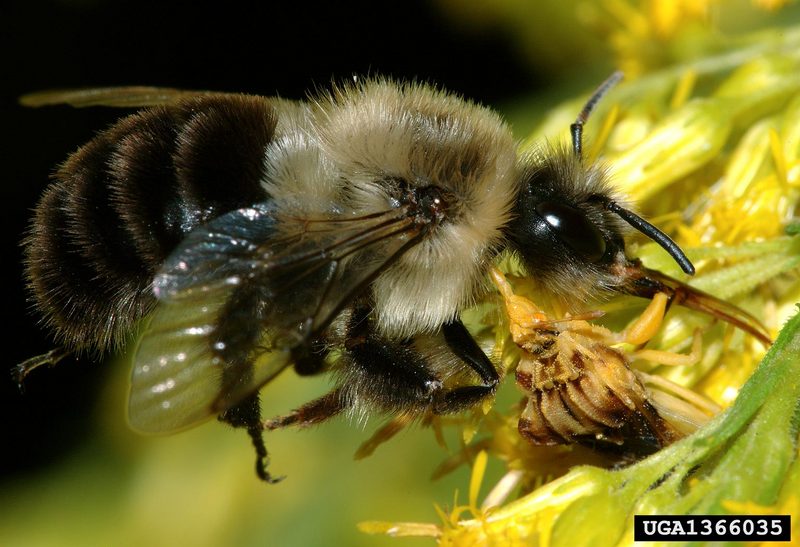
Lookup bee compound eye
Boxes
[535,201,607,262]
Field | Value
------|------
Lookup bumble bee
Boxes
[18,75,770,482]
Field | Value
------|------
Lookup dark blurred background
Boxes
[2,0,546,480]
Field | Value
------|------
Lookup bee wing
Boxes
[129,201,423,433]
[129,286,276,433]
[19,86,223,108]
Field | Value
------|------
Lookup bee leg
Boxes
[343,329,444,413]
[432,319,500,414]
[12,348,71,389]
[262,388,346,430]
[340,307,499,416]
[218,394,283,484]
[264,343,342,430]
[442,319,498,384]
[291,339,329,376]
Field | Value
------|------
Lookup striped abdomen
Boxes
[25,95,277,353]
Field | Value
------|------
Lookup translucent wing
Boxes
[129,201,424,433]
[19,86,223,108]
[129,288,279,432]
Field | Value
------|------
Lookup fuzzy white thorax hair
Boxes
[262,79,518,339]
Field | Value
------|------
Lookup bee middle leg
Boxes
[433,319,500,413]
[338,307,499,416]
[264,308,499,434]
[262,388,346,430]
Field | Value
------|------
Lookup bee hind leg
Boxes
[219,394,284,484]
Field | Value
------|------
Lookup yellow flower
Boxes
[436,0,800,77]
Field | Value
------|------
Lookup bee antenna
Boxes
[601,200,696,275]
[570,71,624,161]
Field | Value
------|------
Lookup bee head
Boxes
[505,149,631,299]
[502,71,769,345]
[504,71,696,304]
[504,145,695,297]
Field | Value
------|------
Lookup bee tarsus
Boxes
[12,348,72,391]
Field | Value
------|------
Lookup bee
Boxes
[18,74,770,482]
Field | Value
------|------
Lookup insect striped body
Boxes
[26,95,276,352]
[20,77,769,481]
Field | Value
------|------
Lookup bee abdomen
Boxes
[25,94,278,353]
